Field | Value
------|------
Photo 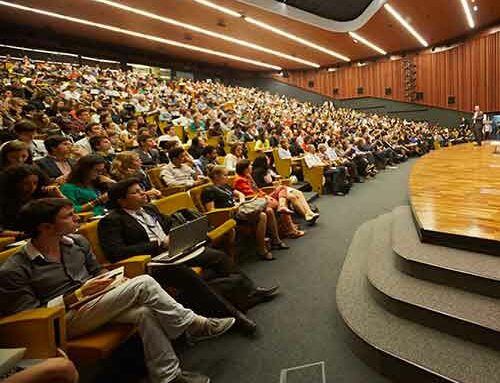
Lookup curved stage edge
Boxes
[409,142,500,256]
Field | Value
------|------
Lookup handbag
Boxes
[235,197,268,222]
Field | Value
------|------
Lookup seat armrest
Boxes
[107,255,152,278]
[260,186,275,195]
[0,307,66,359]
[205,208,235,227]
[207,219,236,242]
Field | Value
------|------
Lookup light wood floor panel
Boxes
[409,142,500,253]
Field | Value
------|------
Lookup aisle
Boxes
[181,160,416,383]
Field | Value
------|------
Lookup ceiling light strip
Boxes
[193,0,241,17]
[92,0,319,67]
[0,1,281,70]
[245,17,350,61]
[81,56,120,63]
[459,0,475,29]
[348,32,387,55]
[384,4,429,47]
[0,43,78,57]
[192,0,350,62]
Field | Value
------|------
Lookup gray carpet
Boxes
[178,161,417,383]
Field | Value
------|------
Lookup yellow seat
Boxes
[174,125,185,142]
[0,237,16,251]
[0,222,151,363]
[207,136,221,148]
[301,159,324,194]
[145,112,159,125]
[246,141,257,162]
[272,148,292,178]
[216,156,225,165]
[146,167,188,196]
[152,192,236,244]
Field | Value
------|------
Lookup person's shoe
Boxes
[186,316,235,342]
[252,285,280,299]
[271,241,289,250]
[305,213,320,225]
[171,371,210,383]
[277,206,294,214]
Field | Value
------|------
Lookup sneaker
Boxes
[171,371,210,383]
[186,316,235,342]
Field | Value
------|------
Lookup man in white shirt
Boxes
[74,123,106,157]
[160,147,206,188]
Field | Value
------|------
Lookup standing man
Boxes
[472,105,484,146]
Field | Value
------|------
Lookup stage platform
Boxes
[409,142,500,255]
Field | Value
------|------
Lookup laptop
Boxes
[151,215,208,264]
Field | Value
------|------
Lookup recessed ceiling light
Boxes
[0,1,282,70]
[459,0,476,28]
[193,0,350,62]
[384,4,429,47]
[92,0,319,67]
[348,32,387,55]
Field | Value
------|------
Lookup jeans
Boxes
[66,275,195,383]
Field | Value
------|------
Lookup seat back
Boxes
[152,192,196,215]
[207,136,221,148]
[174,125,185,142]
[189,183,213,212]
[301,159,323,194]
[146,166,165,190]
[78,220,108,266]
[0,246,22,264]
[273,148,292,178]
[246,141,257,162]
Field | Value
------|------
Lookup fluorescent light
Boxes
[81,56,120,64]
[357,62,368,67]
[348,32,387,55]
[384,4,429,47]
[193,0,241,17]
[0,43,78,57]
[127,63,151,68]
[0,1,281,71]
[327,68,337,72]
[191,0,350,62]
[245,17,350,62]
[459,0,475,28]
[92,0,319,67]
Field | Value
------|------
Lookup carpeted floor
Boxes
[176,160,416,383]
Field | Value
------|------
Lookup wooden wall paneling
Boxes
[274,31,500,113]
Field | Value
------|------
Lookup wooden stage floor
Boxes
[409,142,500,255]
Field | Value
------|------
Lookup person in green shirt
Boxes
[60,155,113,216]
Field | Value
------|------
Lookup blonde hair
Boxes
[207,164,227,180]
[110,151,140,181]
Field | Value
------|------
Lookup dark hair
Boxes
[89,135,110,152]
[2,164,41,196]
[108,177,141,207]
[235,159,251,175]
[252,154,269,171]
[17,198,73,238]
[202,145,216,157]
[66,155,106,185]
[76,108,89,117]
[137,133,152,146]
[85,122,100,134]
[44,135,70,155]
[14,119,37,134]
[1,140,29,166]
[168,146,185,161]
[230,142,242,155]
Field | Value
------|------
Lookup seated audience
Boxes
[252,154,319,224]
[234,159,304,238]
[0,198,235,383]
[98,178,279,312]
[73,122,105,157]
[224,142,244,172]
[60,155,113,216]
[36,135,74,182]
[0,139,30,170]
[13,119,46,161]
[161,147,206,188]
[203,165,287,260]
[134,133,161,169]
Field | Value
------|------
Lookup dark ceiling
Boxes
[279,0,374,21]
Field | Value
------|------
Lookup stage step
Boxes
[368,211,500,350]
[337,218,500,383]
[302,191,319,204]
[392,206,500,298]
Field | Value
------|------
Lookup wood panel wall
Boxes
[273,30,500,113]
